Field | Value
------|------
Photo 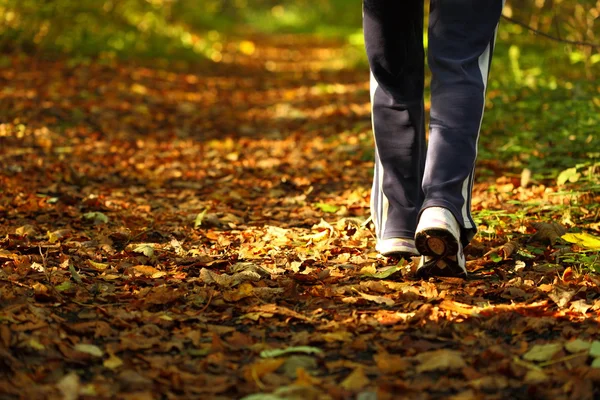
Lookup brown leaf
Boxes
[529,222,567,245]
[374,350,409,374]
[484,240,520,260]
[548,286,577,308]
[131,265,162,278]
[222,282,254,302]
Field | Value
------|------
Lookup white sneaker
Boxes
[376,237,419,259]
[415,207,467,278]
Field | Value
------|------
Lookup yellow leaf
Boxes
[223,282,254,302]
[87,260,109,271]
[562,232,600,250]
[103,354,123,369]
[340,367,370,391]
[28,338,45,350]
[322,331,353,342]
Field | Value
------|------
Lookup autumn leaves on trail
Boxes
[1,36,600,399]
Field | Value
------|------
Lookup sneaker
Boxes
[376,237,419,259]
[415,207,467,278]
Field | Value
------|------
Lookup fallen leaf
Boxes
[57,372,80,400]
[291,368,315,387]
[416,349,466,372]
[15,224,36,236]
[200,268,261,287]
[321,331,353,343]
[55,281,75,292]
[523,343,562,362]
[260,346,323,358]
[131,265,160,277]
[243,358,286,383]
[564,339,591,353]
[223,282,254,302]
[353,289,394,306]
[315,202,339,213]
[27,338,45,351]
[361,265,402,279]
[133,244,154,257]
[103,354,124,369]
[548,286,576,308]
[524,369,548,383]
[87,260,109,270]
[83,211,109,224]
[561,232,600,250]
[74,343,103,357]
[529,222,567,245]
[340,367,370,391]
[590,341,600,358]
[374,350,408,374]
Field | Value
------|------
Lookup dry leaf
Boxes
[548,286,576,308]
[321,331,353,343]
[524,369,548,383]
[523,343,561,362]
[374,350,408,374]
[529,222,567,245]
[57,372,80,400]
[104,354,124,369]
[340,367,370,391]
[353,289,394,306]
[200,268,261,287]
[74,343,103,357]
[416,349,466,372]
[223,282,254,302]
[243,358,286,383]
[484,241,520,260]
[131,265,160,277]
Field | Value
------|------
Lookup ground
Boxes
[0,35,599,400]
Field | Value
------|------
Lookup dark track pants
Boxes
[364,0,503,246]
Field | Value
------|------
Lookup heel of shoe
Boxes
[415,228,459,258]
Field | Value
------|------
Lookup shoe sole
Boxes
[415,228,466,278]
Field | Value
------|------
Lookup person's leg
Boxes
[363,0,426,256]
[416,0,503,277]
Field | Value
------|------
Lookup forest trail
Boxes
[1,35,599,399]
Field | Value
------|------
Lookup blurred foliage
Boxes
[1,0,596,61]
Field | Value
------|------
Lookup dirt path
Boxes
[0,35,599,399]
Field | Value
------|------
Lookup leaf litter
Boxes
[0,35,599,399]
